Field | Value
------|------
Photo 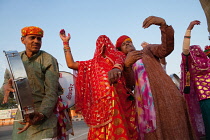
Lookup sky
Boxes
[0,0,209,86]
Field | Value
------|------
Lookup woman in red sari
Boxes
[59,30,138,140]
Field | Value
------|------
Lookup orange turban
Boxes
[21,26,44,37]
[115,35,132,48]
[204,45,210,56]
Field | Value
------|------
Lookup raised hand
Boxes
[59,29,71,42]
[124,50,143,67]
[143,16,166,28]
[2,79,15,104]
[187,20,201,30]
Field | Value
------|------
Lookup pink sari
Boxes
[180,45,207,139]
[133,59,156,139]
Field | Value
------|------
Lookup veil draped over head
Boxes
[180,45,207,137]
[75,35,125,127]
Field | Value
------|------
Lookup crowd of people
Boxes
[1,15,210,140]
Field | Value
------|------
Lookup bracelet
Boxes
[63,42,69,45]
[64,49,71,52]
[113,64,123,71]
[63,48,71,52]
[64,46,70,49]
[184,36,191,39]
[64,46,71,52]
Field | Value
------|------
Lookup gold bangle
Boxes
[64,49,71,52]
[64,47,70,49]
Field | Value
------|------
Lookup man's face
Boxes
[21,35,42,54]
[120,40,136,54]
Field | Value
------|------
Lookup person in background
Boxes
[59,30,139,140]
[180,20,209,140]
[115,16,196,140]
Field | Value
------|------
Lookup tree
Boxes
[0,89,17,110]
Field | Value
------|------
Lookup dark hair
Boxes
[116,47,121,51]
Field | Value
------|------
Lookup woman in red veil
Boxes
[59,30,138,140]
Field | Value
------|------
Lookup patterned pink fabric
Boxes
[133,59,156,139]
[182,45,210,100]
[180,45,207,138]
[190,46,210,100]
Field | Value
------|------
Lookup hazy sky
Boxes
[0,0,209,86]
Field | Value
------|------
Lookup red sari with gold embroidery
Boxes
[75,35,138,140]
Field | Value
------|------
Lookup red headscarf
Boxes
[75,35,125,127]
[115,35,132,49]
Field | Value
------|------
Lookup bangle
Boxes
[64,46,70,49]
[64,48,71,52]
[113,64,123,71]
[184,36,191,39]
[64,46,71,52]
[64,49,71,52]
[63,42,69,45]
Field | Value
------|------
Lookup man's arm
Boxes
[159,24,174,57]
[38,57,60,118]
[123,66,135,91]
[143,16,174,58]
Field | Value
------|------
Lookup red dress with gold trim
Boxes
[75,35,138,140]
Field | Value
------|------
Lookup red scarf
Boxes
[75,35,125,127]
